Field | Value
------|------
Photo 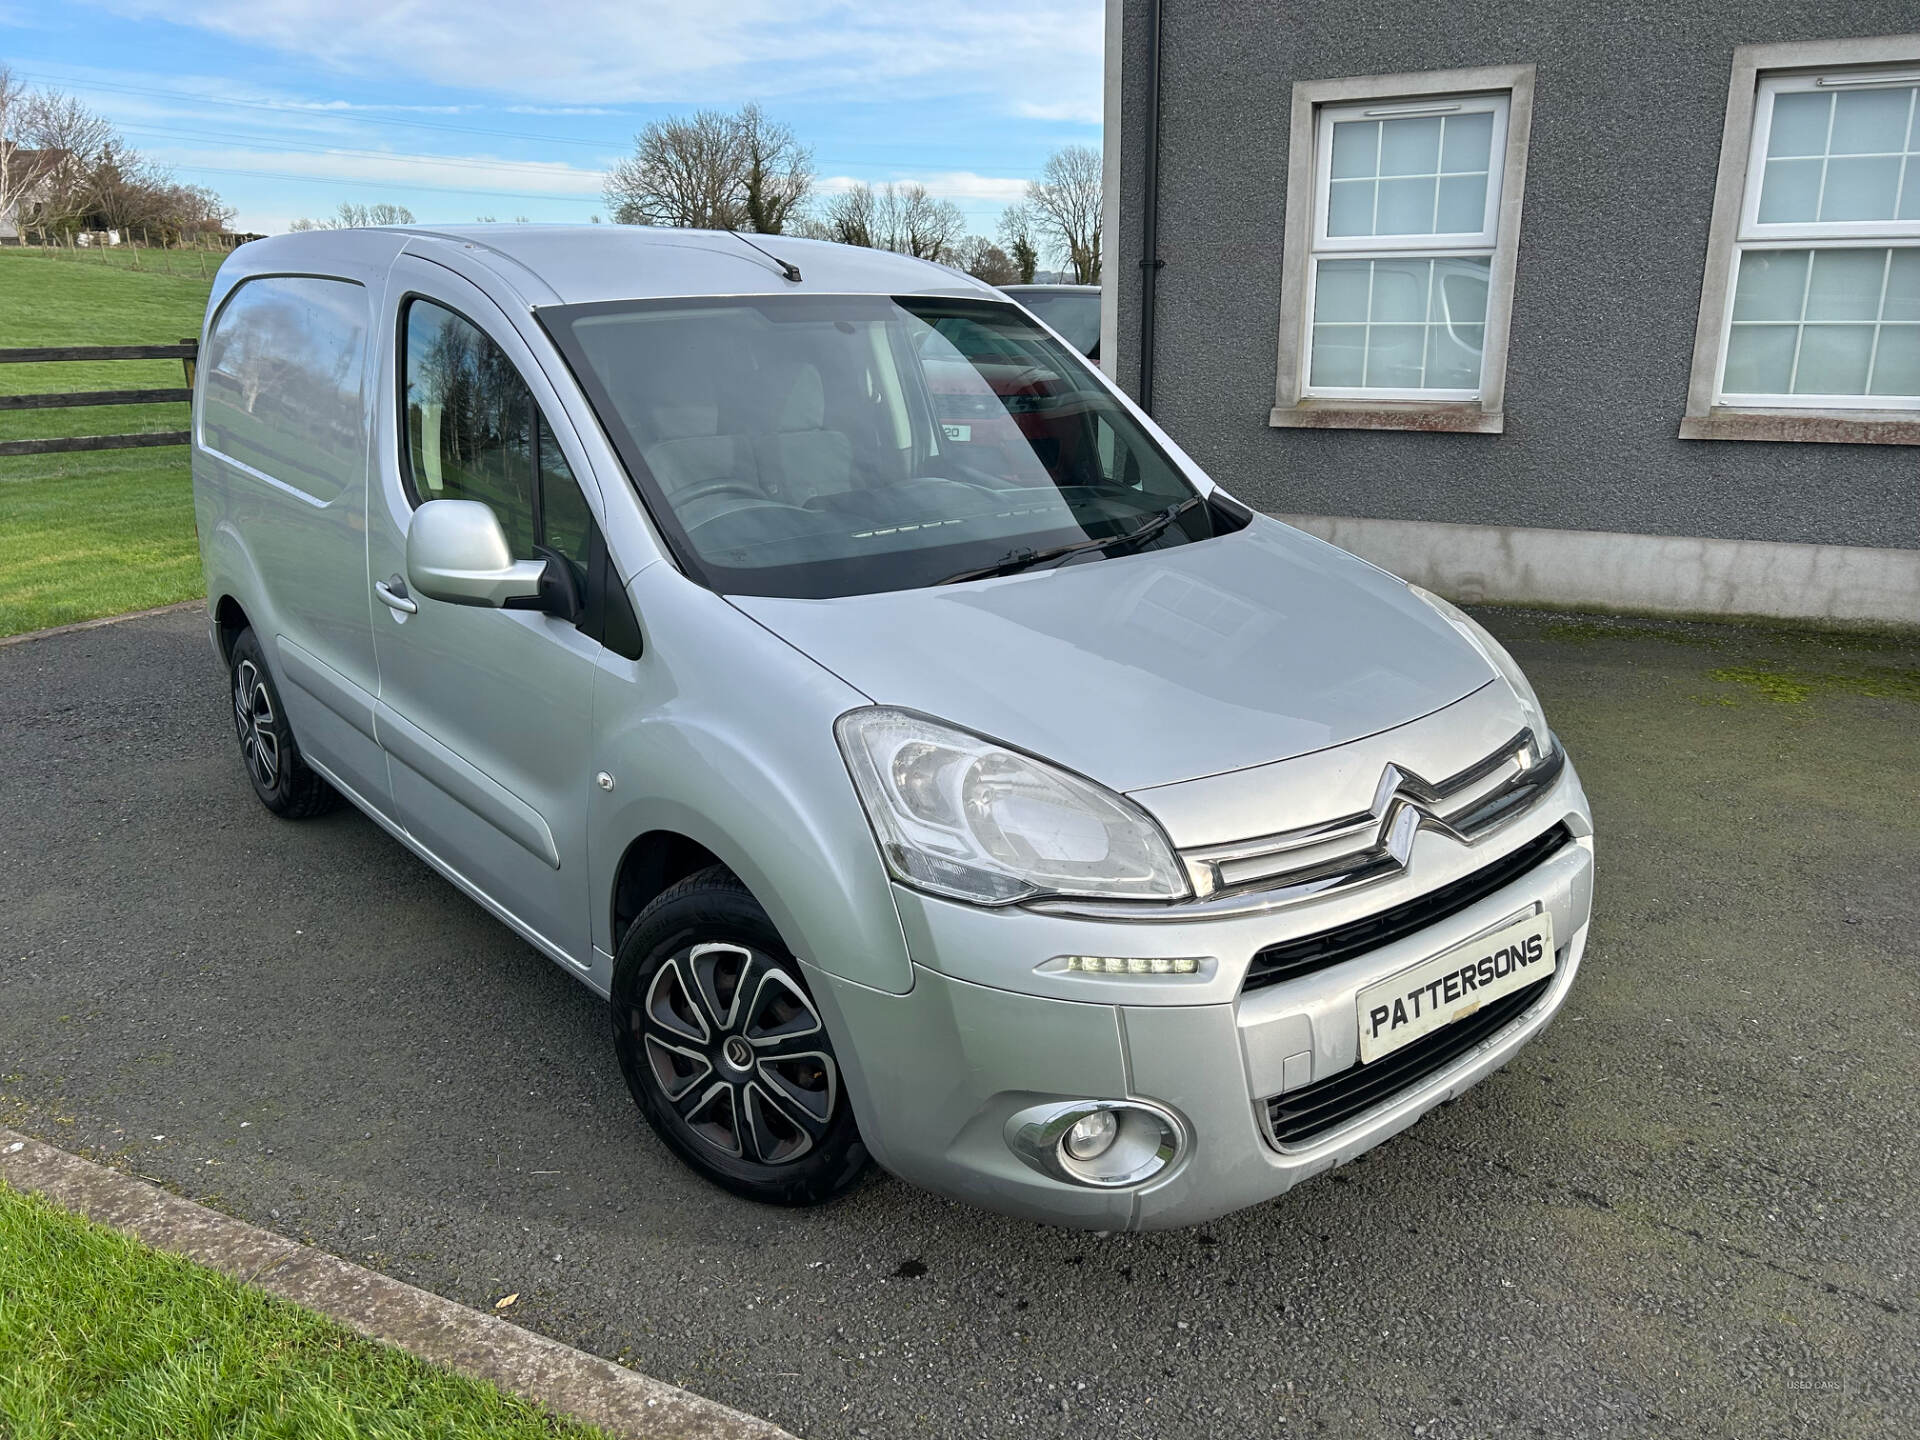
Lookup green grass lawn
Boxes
[0,1182,608,1439]
[1,247,214,635]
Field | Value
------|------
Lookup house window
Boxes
[1683,37,1920,444]
[1273,66,1534,434]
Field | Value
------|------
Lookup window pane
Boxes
[1376,176,1437,234]
[1435,174,1487,232]
[1424,323,1484,389]
[1869,324,1920,395]
[1903,158,1920,221]
[1441,111,1495,172]
[404,299,536,557]
[1805,247,1887,321]
[1369,258,1431,323]
[1313,259,1372,322]
[1830,87,1912,155]
[1431,258,1491,327]
[1884,248,1920,323]
[1365,325,1426,387]
[1722,325,1797,394]
[1794,324,1874,393]
[1820,155,1901,221]
[1309,325,1367,386]
[1327,178,1375,235]
[1758,157,1822,222]
[1378,116,1441,176]
[1767,91,1831,158]
[1330,119,1378,179]
[538,417,595,581]
[1730,249,1809,321]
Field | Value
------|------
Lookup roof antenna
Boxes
[726,228,803,283]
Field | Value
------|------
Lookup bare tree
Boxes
[824,182,965,260]
[735,103,811,234]
[291,201,416,231]
[13,88,112,237]
[997,202,1040,284]
[0,66,61,238]
[821,184,877,248]
[604,108,747,229]
[1025,145,1102,283]
[887,183,965,261]
[952,235,1017,286]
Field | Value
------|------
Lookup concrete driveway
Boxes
[2,605,1915,1440]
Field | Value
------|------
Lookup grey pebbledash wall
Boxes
[1109,1,1920,579]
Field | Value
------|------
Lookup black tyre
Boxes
[611,866,868,1206]
[228,627,339,819]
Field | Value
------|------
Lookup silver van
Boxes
[192,225,1593,1229]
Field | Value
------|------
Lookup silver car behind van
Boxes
[192,225,1593,1229]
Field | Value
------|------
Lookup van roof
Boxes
[225,223,997,307]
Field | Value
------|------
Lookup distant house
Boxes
[0,145,67,243]
[1100,6,1919,625]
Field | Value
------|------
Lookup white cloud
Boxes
[84,0,1103,118]
[161,145,605,196]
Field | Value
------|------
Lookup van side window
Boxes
[202,275,370,503]
[401,298,590,581]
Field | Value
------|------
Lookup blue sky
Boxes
[2,1,1103,240]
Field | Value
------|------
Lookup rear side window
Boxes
[200,275,370,503]
[401,298,593,583]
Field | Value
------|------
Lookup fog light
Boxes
[1063,1109,1118,1160]
[1006,1100,1184,1189]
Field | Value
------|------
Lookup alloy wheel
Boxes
[637,941,838,1166]
[232,659,280,791]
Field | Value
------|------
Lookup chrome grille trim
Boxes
[1025,731,1562,923]
[1184,730,1561,901]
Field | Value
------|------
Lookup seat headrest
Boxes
[770,363,826,433]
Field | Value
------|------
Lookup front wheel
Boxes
[610,866,868,1206]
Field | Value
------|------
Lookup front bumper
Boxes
[803,761,1594,1230]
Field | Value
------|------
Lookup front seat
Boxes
[632,363,761,507]
[753,364,855,506]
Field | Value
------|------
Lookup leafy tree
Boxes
[997,203,1040,284]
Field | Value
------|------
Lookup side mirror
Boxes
[406,499,549,609]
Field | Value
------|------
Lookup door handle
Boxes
[375,576,417,615]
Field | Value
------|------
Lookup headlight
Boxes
[834,707,1190,906]
[1409,586,1550,749]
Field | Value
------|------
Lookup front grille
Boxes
[1264,974,1552,1147]
[1243,823,1572,992]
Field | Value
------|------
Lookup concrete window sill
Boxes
[1269,401,1503,435]
[1678,409,1920,447]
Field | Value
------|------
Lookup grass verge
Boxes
[0,247,213,637]
[0,1181,607,1439]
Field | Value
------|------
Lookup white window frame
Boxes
[1273,66,1534,434]
[1682,35,1920,444]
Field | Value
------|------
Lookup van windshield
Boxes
[539,295,1223,599]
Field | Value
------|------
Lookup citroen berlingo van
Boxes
[192,225,1593,1229]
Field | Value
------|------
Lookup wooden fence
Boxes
[0,342,197,458]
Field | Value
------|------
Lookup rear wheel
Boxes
[228,627,338,819]
[611,866,868,1206]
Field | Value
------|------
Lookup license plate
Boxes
[1356,913,1555,1063]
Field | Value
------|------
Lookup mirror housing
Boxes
[406,500,548,609]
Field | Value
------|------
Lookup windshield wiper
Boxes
[933,495,1205,586]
